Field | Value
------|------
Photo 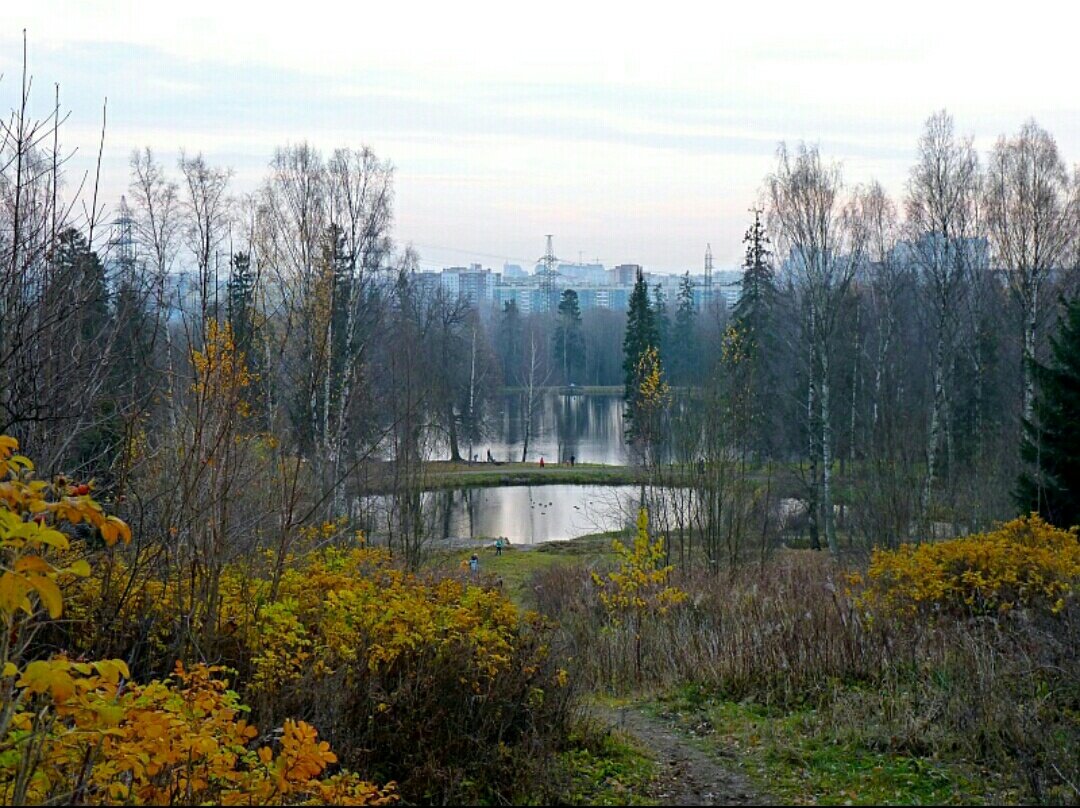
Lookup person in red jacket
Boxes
[539,457,545,468]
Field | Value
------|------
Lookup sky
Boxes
[2,1,1079,273]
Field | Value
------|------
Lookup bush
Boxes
[0,436,392,806]
[860,515,1080,617]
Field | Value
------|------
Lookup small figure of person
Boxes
[495,538,503,556]
[570,454,576,467]
[469,553,479,574]
[487,448,494,463]
[539,456,545,468]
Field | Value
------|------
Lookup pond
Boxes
[358,484,646,544]
[409,391,628,465]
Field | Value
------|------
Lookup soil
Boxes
[592,703,767,806]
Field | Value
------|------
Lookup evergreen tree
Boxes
[732,208,776,339]
[623,269,658,434]
[52,228,113,469]
[553,289,584,385]
[1016,295,1080,528]
[730,209,779,456]
[671,272,696,384]
[652,283,669,364]
[54,228,110,345]
[226,251,257,357]
[497,299,523,386]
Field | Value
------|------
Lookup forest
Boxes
[1,44,1078,806]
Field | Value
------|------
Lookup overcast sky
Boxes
[3,1,1079,272]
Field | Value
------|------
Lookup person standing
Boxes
[469,554,479,574]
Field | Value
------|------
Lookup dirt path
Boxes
[592,704,766,806]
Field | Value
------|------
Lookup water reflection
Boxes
[489,392,627,465]
[359,484,644,544]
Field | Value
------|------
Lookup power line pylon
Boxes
[538,234,559,313]
[704,243,713,310]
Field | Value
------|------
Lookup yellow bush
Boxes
[592,508,686,620]
[860,515,1080,617]
[0,435,394,806]
[255,546,524,691]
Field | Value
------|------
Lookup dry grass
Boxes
[532,550,1080,803]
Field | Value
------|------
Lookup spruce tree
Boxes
[553,289,584,385]
[672,272,696,384]
[623,269,658,434]
[652,283,669,365]
[731,209,778,456]
[497,299,523,386]
[732,208,776,340]
[1016,295,1080,528]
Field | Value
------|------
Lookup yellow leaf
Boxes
[2,662,16,678]
[68,559,91,577]
[14,555,52,574]
[27,573,63,618]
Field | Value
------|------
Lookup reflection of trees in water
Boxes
[355,484,692,545]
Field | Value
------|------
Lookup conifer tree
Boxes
[553,289,584,385]
[671,272,696,384]
[731,208,779,456]
[623,269,658,434]
[652,283,669,365]
[1016,295,1080,528]
[732,208,776,341]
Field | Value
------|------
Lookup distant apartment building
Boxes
[416,260,738,314]
[610,264,641,286]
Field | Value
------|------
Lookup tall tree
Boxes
[652,283,669,365]
[553,288,584,385]
[671,272,696,384]
[623,269,658,436]
[768,143,865,553]
[1016,294,1080,528]
[731,208,778,455]
[732,208,776,337]
[906,111,981,523]
[985,120,1075,429]
[497,299,523,386]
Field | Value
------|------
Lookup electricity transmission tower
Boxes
[704,243,713,310]
[538,234,559,313]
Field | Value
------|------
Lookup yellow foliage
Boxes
[859,515,1080,617]
[0,435,130,621]
[592,508,686,620]
[0,436,394,806]
[2,659,395,805]
[191,319,254,417]
[254,546,525,689]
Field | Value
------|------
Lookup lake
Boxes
[359,483,648,544]
[376,391,629,465]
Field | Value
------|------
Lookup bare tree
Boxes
[985,120,1075,427]
[905,111,980,524]
[768,143,864,553]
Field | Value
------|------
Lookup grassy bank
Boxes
[417,461,656,491]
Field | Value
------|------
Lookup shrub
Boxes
[0,436,393,806]
[859,515,1080,617]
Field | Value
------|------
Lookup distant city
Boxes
[411,259,743,314]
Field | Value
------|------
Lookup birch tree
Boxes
[905,111,980,523]
[768,143,864,553]
[985,120,1075,428]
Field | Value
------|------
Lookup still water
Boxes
[359,484,655,544]
[427,391,628,465]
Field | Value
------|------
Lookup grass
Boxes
[419,461,653,490]
[648,686,1015,806]
[555,727,660,806]
[434,531,619,606]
